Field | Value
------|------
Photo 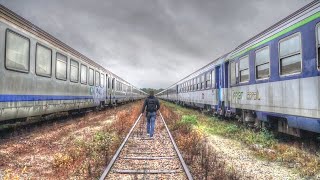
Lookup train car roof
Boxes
[228,0,320,60]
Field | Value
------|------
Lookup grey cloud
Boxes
[0,0,313,88]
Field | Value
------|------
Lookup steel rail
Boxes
[99,113,143,180]
[159,112,193,180]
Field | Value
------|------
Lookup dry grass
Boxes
[51,102,142,179]
[161,101,320,178]
[0,101,143,179]
[161,104,241,180]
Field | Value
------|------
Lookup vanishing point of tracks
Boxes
[99,112,193,180]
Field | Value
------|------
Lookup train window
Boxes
[5,30,30,72]
[112,78,115,89]
[317,24,320,69]
[279,33,301,75]
[88,68,94,86]
[70,59,79,83]
[211,70,215,88]
[95,71,100,87]
[255,46,270,79]
[36,43,52,77]
[197,77,201,90]
[193,78,196,90]
[80,64,87,84]
[230,62,236,85]
[56,53,67,80]
[239,56,249,82]
[201,75,205,89]
[101,73,104,87]
[205,72,211,88]
[108,77,111,89]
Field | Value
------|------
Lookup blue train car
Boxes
[158,1,320,137]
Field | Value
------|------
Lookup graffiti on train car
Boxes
[232,90,260,101]
[246,91,260,100]
[232,91,244,100]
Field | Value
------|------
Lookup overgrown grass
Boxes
[161,102,241,179]
[161,101,320,177]
[51,102,142,179]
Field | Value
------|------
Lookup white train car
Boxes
[0,5,145,122]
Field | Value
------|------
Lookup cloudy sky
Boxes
[0,0,313,89]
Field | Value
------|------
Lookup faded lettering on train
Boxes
[232,90,260,101]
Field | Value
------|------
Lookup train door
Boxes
[106,74,108,98]
[215,65,223,113]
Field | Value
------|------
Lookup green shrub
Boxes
[181,115,198,126]
[225,125,240,134]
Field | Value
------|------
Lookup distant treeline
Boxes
[140,88,164,95]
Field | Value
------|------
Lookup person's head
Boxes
[149,90,154,96]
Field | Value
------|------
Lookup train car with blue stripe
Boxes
[227,1,320,137]
[0,5,146,122]
[157,1,320,137]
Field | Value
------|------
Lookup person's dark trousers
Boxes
[146,112,156,137]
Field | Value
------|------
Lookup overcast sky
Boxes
[0,0,313,89]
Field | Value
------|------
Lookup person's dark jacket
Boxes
[141,96,160,113]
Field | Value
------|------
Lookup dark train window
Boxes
[193,79,196,90]
[211,70,215,88]
[36,43,52,77]
[317,24,320,69]
[239,55,249,82]
[230,62,236,85]
[5,30,30,72]
[279,33,301,75]
[101,73,104,87]
[112,78,115,89]
[70,59,79,83]
[80,64,87,84]
[95,71,100,87]
[197,77,201,90]
[56,53,67,80]
[255,46,270,79]
[205,72,211,88]
[88,68,94,86]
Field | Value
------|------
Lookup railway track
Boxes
[99,112,193,180]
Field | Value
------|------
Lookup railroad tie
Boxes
[112,169,183,174]
[121,156,175,160]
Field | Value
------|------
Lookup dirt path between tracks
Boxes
[0,101,142,180]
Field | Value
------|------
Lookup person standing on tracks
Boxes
[141,90,160,138]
